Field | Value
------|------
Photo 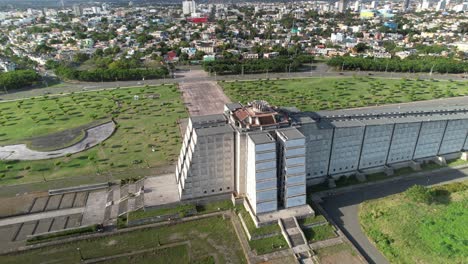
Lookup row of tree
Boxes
[0,70,40,90]
[54,67,169,82]
[327,56,468,74]
[202,56,310,75]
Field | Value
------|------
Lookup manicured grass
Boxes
[298,214,327,226]
[359,181,468,264]
[303,224,337,242]
[237,205,281,236]
[128,204,196,221]
[447,158,468,167]
[127,200,233,224]
[248,235,289,255]
[99,244,190,264]
[0,85,187,186]
[3,216,246,264]
[220,77,468,111]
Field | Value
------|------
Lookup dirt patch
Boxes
[106,239,118,246]
[0,192,47,218]
[26,119,110,151]
[319,250,363,264]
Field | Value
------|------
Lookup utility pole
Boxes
[77,248,84,261]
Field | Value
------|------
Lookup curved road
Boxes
[320,167,468,264]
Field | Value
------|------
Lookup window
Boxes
[203,191,207,194]
[219,188,223,191]
[212,189,215,192]
[227,187,230,190]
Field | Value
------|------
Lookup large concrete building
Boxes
[176,100,468,220]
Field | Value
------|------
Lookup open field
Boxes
[0,85,186,186]
[359,181,468,264]
[2,215,246,264]
[220,77,468,111]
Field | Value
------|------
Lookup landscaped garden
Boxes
[220,77,468,111]
[0,84,187,185]
[2,215,246,264]
[359,181,468,264]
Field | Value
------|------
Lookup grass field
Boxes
[359,181,468,264]
[303,224,337,242]
[0,85,186,185]
[220,77,468,111]
[99,244,190,264]
[2,216,246,264]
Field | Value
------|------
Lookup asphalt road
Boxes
[320,167,468,264]
[1,63,466,101]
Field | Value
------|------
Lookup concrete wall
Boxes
[439,119,468,155]
[328,126,365,175]
[387,122,421,164]
[413,120,447,159]
[177,119,235,200]
[359,124,393,169]
[298,123,333,181]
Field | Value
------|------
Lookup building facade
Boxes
[176,101,468,218]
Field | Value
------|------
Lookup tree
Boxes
[355,43,370,53]
[73,53,90,64]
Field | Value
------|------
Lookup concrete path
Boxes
[320,167,468,264]
[81,190,108,226]
[0,121,115,161]
[144,174,180,207]
[0,207,84,227]
[179,80,231,116]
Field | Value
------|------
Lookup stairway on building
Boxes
[280,217,315,264]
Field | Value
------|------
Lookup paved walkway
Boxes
[144,174,180,207]
[179,80,231,116]
[82,190,108,226]
[0,121,115,161]
[0,207,84,227]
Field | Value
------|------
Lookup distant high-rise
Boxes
[370,0,378,9]
[354,0,361,11]
[338,0,347,12]
[402,0,410,11]
[183,0,197,15]
[73,4,82,16]
[436,0,446,11]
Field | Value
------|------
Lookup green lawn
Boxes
[303,224,337,242]
[99,244,189,264]
[298,214,327,226]
[248,235,289,255]
[0,85,187,185]
[220,77,468,111]
[128,204,196,222]
[359,181,468,264]
[2,216,246,264]
[237,205,281,237]
[127,200,234,224]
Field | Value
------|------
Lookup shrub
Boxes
[405,185,432,204]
